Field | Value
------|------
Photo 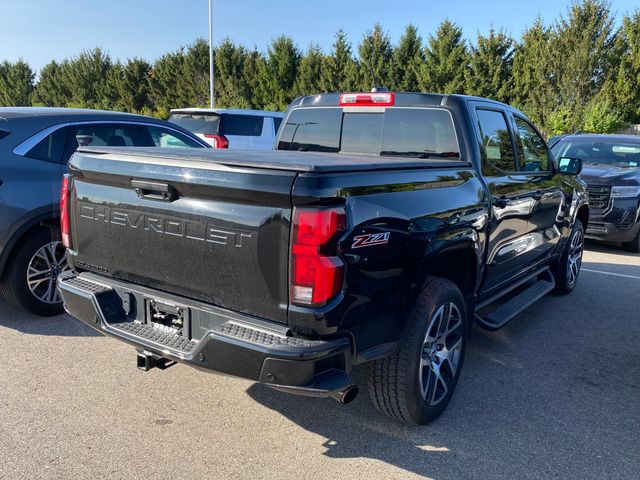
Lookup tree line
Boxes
[0,0,639,136]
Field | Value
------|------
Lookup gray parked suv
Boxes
[0,107,207,316]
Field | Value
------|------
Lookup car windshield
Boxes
[551,139,640,168]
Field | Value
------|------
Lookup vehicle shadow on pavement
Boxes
[247,258,640,479]
[246,371,457,480]
[0,297,101,337]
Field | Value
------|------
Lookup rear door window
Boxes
[25,127,68,163]
[63,123,140,162]
[476,109,517,173]
[143,125,203,148]
[219,114,264,136]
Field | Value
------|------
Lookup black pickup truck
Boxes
[58,92,588,425]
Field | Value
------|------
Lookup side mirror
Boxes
[558,157,583,175]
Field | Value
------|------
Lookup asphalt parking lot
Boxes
[1,243,638,480]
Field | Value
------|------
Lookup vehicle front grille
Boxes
[586,184,612,213]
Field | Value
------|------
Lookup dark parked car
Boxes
[551,134,640,252]
[58,92,587,424]
[0,107,208,316]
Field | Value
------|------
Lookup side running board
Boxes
[475,268,555,331]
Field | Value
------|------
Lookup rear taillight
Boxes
[290,207,346,307]
[204,134,229,148]
[60,175,70,248]
[339,92,395,107]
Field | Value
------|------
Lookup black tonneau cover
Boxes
[76,147,469,173]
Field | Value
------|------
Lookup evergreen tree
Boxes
[32,61,70,107]
[320,29,359,92]
[242,48,267,109]
[465,28,514,102]
[294,44,325,97]
[358,23,392,90]
[215,39,250,108]
[582,96,625,132]
[149,49,184,117]
[181,38,210,108]
[63,48,115,108]
[102,59,152,113]
[552,0,616,130]
[511,18,557,132]
[610,11,640,123]
[0,60,34,106]
[391,24,423,91]
[419,20,468,94]
[259,36,300,111]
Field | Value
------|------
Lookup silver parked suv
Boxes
[0,107,208,316]
[168,108,284,149]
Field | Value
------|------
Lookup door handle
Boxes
[131,179,176,202]
[493,196,510,208]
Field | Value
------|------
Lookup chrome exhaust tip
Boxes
[331,384,359,404]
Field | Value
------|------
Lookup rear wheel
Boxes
[0,229,70,316]
[622,230,640,253]
[367,278,468,425]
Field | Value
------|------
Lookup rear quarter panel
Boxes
[289,167,488,351]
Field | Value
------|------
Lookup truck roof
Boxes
[290,92,516,111]
[75,147,469,174]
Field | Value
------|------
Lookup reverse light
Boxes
[339,92,395,107]
[204,134,229,148]
[60,175,70,248]
[611,185,640,198]
[290,207,346,307]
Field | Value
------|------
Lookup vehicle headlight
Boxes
[611,186,640,198]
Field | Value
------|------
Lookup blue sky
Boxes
[0,0,637,71]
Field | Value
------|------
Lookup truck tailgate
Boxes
[67,150,295,323]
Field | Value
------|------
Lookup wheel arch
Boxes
[0,210,60,277]
[416,239,481,328]
[576,204,589,230]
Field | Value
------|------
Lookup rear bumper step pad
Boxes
[58,272,354,398]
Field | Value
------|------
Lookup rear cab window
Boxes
[278,107,460,159]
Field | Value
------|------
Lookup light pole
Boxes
[208,0,214,108]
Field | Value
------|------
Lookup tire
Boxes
[0,228,69,316]
[622,230,640,253]
[367,277,468,425]
[552,219,584,295]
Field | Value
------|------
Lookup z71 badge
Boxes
[351,232,391,249]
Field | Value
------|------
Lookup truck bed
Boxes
[76,147,469,173]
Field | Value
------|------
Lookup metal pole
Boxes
[208,0,214,108]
